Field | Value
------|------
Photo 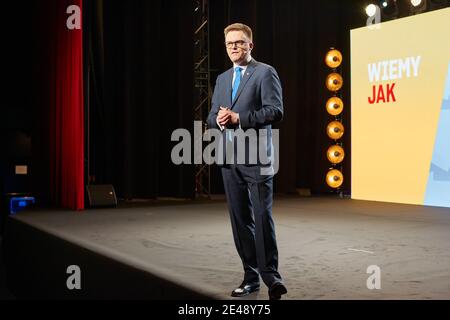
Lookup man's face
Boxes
[225,30,253,65]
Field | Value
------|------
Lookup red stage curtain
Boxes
[48,0,84,210]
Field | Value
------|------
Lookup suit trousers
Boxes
[221,164,282,287]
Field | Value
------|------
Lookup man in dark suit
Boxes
[206,23,287,300]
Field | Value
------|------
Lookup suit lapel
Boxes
[231,59,257,109]
[225,68,233,107]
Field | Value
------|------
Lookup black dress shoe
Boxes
[231,282,260,297]
[269,282,287,300]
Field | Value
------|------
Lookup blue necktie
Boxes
[226,67,242,145]
[232,67,242,101]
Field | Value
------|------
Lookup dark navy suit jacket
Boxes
[206,59,284,169]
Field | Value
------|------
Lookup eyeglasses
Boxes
[225,40,248,49]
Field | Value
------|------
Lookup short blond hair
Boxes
[224,23,253,42]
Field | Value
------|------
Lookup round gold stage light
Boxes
[326,96,344,116]
[326,73,343,92]
[325,49,343,68]
[326,121,344,140]
[326,169,344,188]
[327,145,345,164]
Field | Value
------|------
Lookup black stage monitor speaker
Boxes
[86,184,117,208]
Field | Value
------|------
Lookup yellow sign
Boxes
[351,8,450,206]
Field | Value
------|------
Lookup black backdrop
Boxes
[2,2,34,201]
[85,0,364,199]
[85,0,195,199]
[1,0,367,206]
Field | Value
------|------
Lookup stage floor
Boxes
[11,196,450,299]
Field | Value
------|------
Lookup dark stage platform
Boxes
[3,196,450,299]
